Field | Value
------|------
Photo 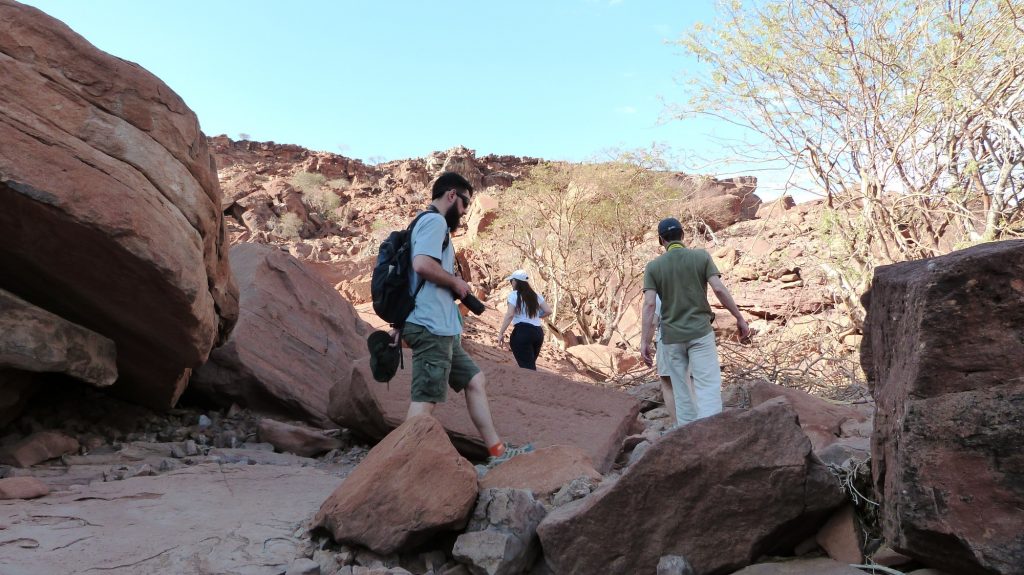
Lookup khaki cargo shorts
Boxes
[402,323,481,403]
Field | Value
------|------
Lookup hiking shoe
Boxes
[486,443,535,468]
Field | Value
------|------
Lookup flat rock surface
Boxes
[332,357,640,472]
[0,463,340,575]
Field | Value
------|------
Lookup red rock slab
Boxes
[480,445,602,497]
[313,415,478,554]
[816,505,863,564]
[746,380,871,446]
[330,354,640,473]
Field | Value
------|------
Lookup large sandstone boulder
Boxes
[328,358,640,472]
[536,399,845,575]
[313,415,478,554]
[190,243,369,427]
[861,239,1024,575]
[0,1,238,409]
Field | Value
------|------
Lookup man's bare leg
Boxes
[659,376,677,425]
[407,401,436,419]
[463,372,501,448]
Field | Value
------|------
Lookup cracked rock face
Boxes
[0,463,340,574]
[862,239,1024,575]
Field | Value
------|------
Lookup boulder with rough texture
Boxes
[190,243,369,427]
[465,194,499,243]
[0,431,80,467]
[536,399,845,575]
[0,288,118,425]
[328,357,639,472]
[746,380,872,451]
[313,416,478,554]
[690,194,742,231]
[452,488,547,575]
[0,288,117,386]
[0,1,238,409]
[479,445,601,498]
[0,476,50,500]
[861,239,1024,575]
[257,418,344,457]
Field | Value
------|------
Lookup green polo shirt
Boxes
[643,242,720,344]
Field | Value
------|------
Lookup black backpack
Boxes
[370,207,450,328]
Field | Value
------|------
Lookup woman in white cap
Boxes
[495,269,552,370]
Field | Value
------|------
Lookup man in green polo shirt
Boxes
[640,217,750,426]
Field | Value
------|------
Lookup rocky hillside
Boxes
[211,136,863,394]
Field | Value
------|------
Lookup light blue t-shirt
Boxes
[405,212,462,336]
[507,291,546,327]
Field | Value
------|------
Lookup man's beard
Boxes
[444,204,462,232]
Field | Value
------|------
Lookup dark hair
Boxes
[431,171,473,199]
[511,279,540,318]
[660,228,684,242]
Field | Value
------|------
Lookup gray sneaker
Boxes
[486,443,535,468]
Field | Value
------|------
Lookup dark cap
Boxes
[657,217,682,237]
[367,330,400,382]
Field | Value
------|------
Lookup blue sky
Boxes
[20,0,793,199]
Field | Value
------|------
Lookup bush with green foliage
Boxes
[493,147,694,345]
[276,212,303,239]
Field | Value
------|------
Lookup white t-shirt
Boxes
[507,291,545,327]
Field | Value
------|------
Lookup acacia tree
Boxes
[676,0,1024,325]
[493,152,684,346]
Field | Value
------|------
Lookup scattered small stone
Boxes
[170,444,187,459]
[159,458,184,473]
[184,440,199,456]
[198,415,213,429]
[627,440,652,466]
[285,557,320,575]
[657,554,694,575]
[552,476,597,507]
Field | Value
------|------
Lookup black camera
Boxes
[460,293,486,315]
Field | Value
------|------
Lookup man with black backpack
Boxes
[395,172,531,466]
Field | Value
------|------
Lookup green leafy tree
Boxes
[494,149,689,345]
[676,0,1024,326]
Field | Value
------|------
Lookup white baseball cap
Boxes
[506,269,529,282]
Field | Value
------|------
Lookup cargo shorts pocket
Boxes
[412,360,449,403]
